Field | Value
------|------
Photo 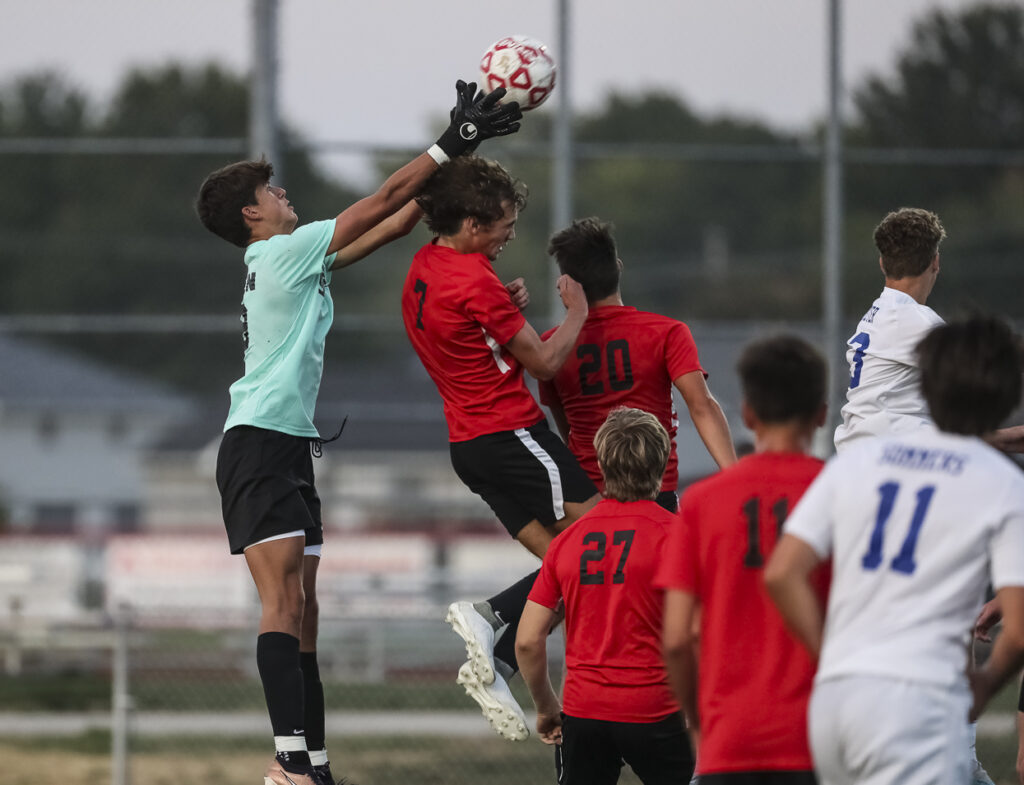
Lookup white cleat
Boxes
[457,661,529,742]
[445,601,497,685]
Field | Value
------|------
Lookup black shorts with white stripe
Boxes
[449,419,598,537]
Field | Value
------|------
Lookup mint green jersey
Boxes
[224,219,337,437]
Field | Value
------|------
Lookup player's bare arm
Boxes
[329,80,522,255]
[674,370,737,469]
[662,588,700,736]
[515,600,564,744]
[546,399,571,442]
[505,274,588,380]
[327,155,437,255]
[985,424,1024,454]
[764,534,825,659]
[975,596,1003,642]
[330,201,423,270]
[969,585,1024,721]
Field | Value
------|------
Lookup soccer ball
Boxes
[479,35,556,111]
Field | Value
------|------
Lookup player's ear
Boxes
[740,400,757,431]
[814,403,828,428]
[242,204,260,221]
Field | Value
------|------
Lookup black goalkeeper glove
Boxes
[432,79,522,161]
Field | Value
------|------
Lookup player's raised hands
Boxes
[556,274,588,315]
[434,80,522,161]
[465,83,522,139]
[505,277,530,311]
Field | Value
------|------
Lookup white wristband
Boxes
[427,144,450,165]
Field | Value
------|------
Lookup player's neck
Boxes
[885,275,933,305]
[591,293,624,308]
[754,423,815,455]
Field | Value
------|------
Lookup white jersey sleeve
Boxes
[781,457,841,559]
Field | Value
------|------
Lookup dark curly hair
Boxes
[415,155,527,236]
[195,159,273,248]
[874,207,946,279]
[547,217,620,304]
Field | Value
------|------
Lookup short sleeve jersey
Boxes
[529,498,680,723]
[224,219,337,438]
[537,306,704,491]
[786,425,1024,689]
[834,287,945,452]
[401,242,544,442]
[655,452,827,774]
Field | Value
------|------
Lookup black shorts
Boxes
[698,772,817,785]
[558,712,694,785]
[655,490,679,513]
[449,420,598,538]
[216,425,324,555]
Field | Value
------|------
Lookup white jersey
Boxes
[785,425,1024,689]
[834,287,945,452]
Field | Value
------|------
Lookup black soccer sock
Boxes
[486,569,540,674]
[300,651,327,760]
[257,631,308,766]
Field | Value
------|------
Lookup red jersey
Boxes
[529,498,680,723]
[538,306,704,492]
[402,242,544,442]
[655,452,829,774]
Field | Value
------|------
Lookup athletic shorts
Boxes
[558,712,694,785]
[655,490,679,513]
[216,425,324,555]
[699,771,817,785]
[809,676,970,785]
[449,419,598,538]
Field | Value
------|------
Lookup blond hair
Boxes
[594,407,670,502]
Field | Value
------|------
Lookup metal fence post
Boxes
[112,602,131,785]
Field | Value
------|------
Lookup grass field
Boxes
[2,672,1020,784]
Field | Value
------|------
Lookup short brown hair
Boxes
[594,407,670,502]
[738,335,827,424]
[196,159,273,248]
[918,315,1022,436]
[416,155,527,236]
[547,217,620,304]
[874,207,946,279]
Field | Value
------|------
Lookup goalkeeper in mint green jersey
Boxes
[195,81,520,785]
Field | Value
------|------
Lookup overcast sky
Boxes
[3,0,982,182]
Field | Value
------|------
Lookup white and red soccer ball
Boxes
[479,35,556,111]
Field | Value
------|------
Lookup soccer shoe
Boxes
[445,600,497,684]
[311,763,355,785]
[266,757,318,785]
[264,768,317,785]
[970,760,995,785]
[457,660,529,741]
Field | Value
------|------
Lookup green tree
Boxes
[845,2,1024,318]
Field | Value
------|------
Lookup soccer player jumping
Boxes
[401,155,601,740]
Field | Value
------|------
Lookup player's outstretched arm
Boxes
[970,586,1024,721]
[505,274,588,380]
[674,371,737,470]
[516,600,563,744]
[764,534,825,659]
[330,201,422,270]
[662,588,700,738]
[986,425,1024,454]
[327,80,522,257]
